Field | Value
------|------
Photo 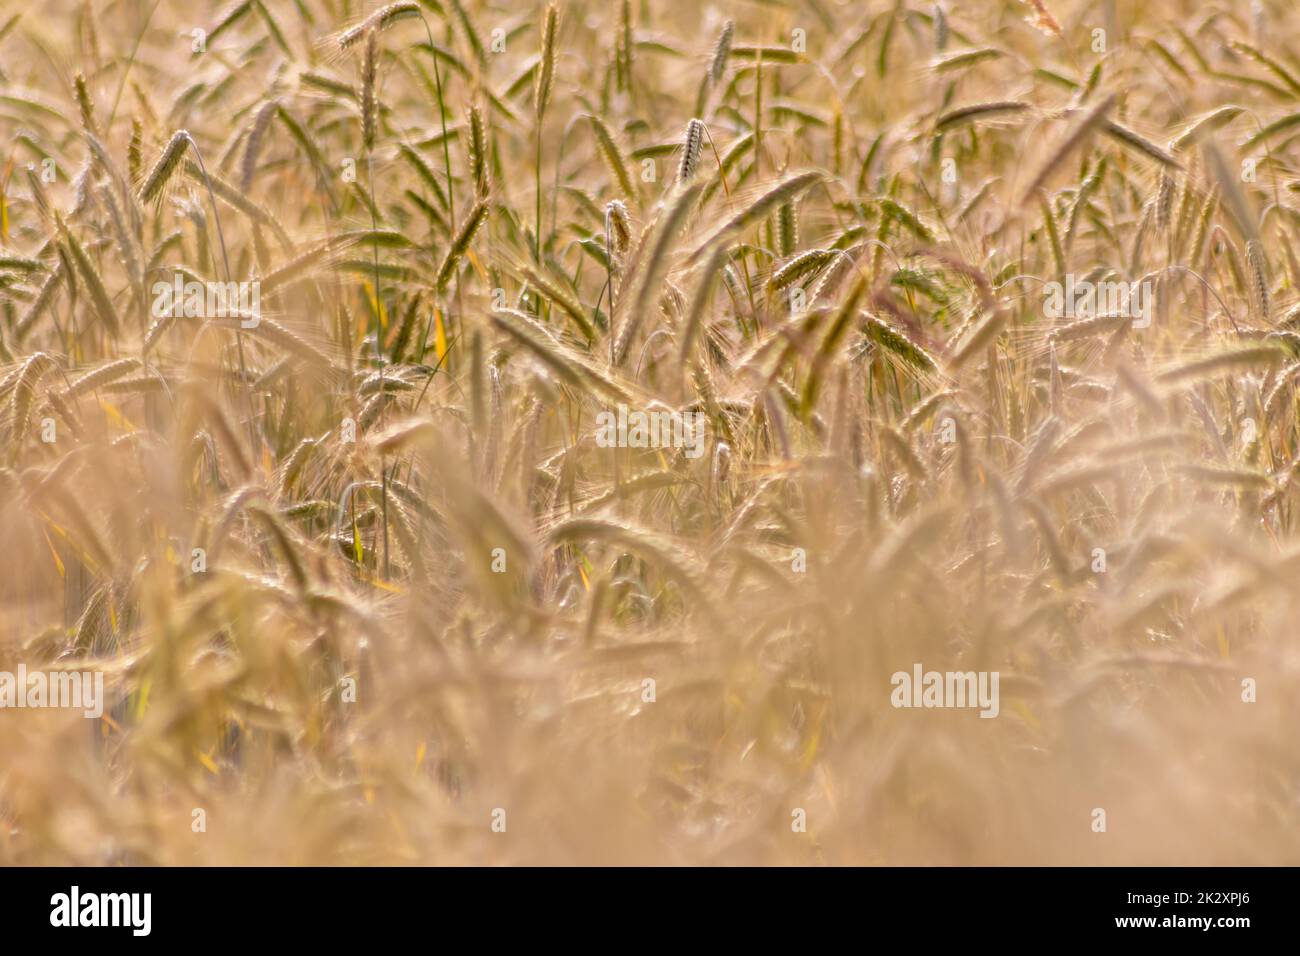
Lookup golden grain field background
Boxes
[1,0,1299,865]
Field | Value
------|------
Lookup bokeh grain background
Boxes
[1,0,1299,864]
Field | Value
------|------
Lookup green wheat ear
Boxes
[533,3,560,263]
[137,129,190,203]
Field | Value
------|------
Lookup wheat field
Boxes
[1,0,1299,866]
